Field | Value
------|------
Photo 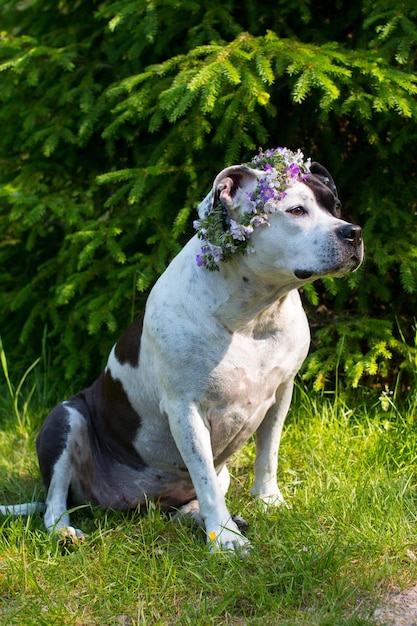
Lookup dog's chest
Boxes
[199,333,298,458]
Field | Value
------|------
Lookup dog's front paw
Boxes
[255,490,287,509]
[207,524,251,555]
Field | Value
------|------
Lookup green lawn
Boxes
[1,371,417,624]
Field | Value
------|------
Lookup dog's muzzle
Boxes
[295,222,363,280]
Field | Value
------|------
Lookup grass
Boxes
[1,355,417,624]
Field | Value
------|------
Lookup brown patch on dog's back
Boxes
[114,313,144,368]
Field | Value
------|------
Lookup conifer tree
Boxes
[0,0,416,389]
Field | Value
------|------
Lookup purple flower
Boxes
[196,254,206,267]
[230,219,254,241]
[206,242,224,263]
[286,163,300,178]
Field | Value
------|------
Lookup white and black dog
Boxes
[1,150,363,552]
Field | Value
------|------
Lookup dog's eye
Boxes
[287,206,305,216]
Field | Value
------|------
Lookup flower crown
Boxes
[194,147,311,271]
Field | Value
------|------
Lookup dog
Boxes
[1,148,363,552]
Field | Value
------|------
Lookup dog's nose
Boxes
[338,223,362,245]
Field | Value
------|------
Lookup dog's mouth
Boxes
[294,270,314,280]
[294,253,363,281]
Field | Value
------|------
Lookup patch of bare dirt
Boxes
[373,584,417,625]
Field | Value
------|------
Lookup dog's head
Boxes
[196,155,363,281]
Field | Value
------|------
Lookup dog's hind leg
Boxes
[36,403,87,541]
[172,465,248,534]
[173,499,204,528]
[172,464,231,527]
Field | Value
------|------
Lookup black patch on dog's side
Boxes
[77,372,144,470]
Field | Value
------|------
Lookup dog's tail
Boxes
[0,502,45,516]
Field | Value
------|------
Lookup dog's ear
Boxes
[197,165,259,220]
[197,191,213,220]
[309,162,338,198]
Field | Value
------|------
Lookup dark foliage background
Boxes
[1,0,416,392]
